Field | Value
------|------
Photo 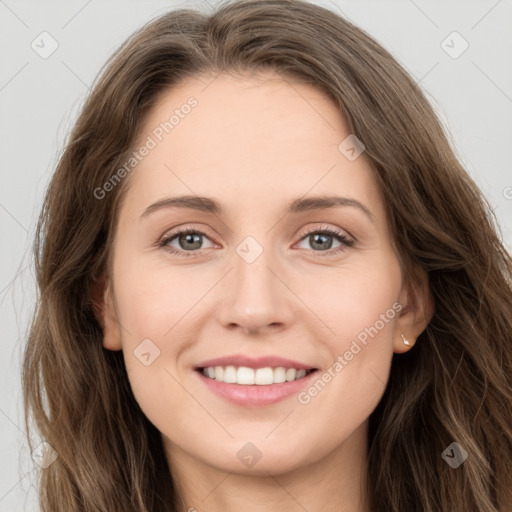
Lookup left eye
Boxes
[296,228,352,253]
[158,226,353,257]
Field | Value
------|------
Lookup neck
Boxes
[165,420,370,512]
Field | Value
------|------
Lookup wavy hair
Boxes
[23,0,512,510]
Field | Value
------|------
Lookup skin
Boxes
[94,71,431,512]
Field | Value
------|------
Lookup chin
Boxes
[192,437,314,476]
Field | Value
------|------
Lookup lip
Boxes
[194,354,316,371]
[194,354,319,407]
[195,370,319,407]
[194,368,319,408]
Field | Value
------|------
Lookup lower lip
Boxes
[194,369,319,407]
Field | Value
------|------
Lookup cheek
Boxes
[295,257,401,420]
[301,253,402,348]
[113,254,203,341]
[334,272,400,346]
[111,258,198,412]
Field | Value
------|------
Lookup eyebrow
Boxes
[140,194,374,223]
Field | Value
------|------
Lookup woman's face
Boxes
[99,71,420,475]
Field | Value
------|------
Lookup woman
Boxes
[23,0,512,510]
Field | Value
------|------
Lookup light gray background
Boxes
[1,1,511,510]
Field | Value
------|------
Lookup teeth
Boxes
[273,367,286,383]
[200,366,313,385]
[286,368,296,381]
[224,365,237,383]
[237,366,254,385]
[255,367,274,385]
[296,369,306,379]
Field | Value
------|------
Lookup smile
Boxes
[199,365,316,385]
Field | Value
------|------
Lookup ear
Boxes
[90,273,123,351]
[393,269,434,354]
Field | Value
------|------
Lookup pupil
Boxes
[311,233,332,250]
[181,232,202,250]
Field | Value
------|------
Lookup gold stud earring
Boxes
[401,333,410,346]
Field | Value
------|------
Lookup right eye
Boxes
[158,227,216,257]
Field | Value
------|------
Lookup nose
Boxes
[216,245,295,336]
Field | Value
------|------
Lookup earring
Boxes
[401,333,410,346]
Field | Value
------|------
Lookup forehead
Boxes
[138,71,346,155]
[122,71,382,220]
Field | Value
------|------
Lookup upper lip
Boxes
[194,354,317,370]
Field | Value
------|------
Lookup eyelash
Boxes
[157,225,354,258]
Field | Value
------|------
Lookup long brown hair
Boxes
[23,0,512,510]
